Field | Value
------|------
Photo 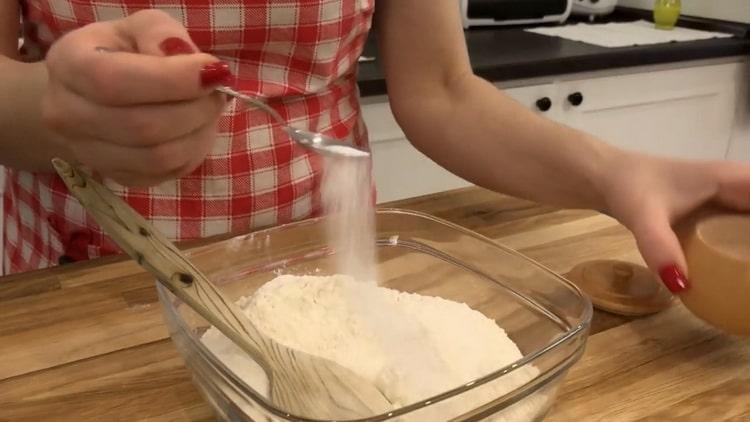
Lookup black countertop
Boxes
[357,8,750,97]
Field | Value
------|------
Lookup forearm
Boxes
[391,74,624,211]
[0,56,73,171]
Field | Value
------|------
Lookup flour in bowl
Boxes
[201,274,546,420]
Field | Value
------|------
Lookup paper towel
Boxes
[525,20,733,48]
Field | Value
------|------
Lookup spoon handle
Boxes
[216,86,370,158]
[216,85,286,126]
[51,159,272,372]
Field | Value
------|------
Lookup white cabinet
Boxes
[363,60,746,203]
[363,84,560,203]
[503,83,562,121]
[559,64,739,160]
[363,100,472,204]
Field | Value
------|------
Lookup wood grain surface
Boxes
[1,187,748,421]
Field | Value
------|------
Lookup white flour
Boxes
[201,275,545,420]
[321,156,378,283]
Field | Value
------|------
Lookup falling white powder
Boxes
[322,144,371,158]
[321,156,378,283]
[201,275,546,420]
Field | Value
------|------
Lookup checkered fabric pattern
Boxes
[3,0,374,275]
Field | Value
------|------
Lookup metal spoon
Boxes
[91,45,366,159]
[51,159,391,419]
[216,86,370,158]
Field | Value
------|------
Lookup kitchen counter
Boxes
[357,8,750,96]
[1,187,749,420]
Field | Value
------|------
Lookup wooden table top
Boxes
[1,187,748,421]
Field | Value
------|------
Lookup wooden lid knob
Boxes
[566,260,674,316]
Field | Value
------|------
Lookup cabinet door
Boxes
[559,63,739,160]
[361,100,471,204]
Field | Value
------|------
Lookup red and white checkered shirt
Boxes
[3,0,374,274]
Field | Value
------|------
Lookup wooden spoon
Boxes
[51,159,392,419]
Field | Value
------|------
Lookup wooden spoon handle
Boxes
[51,159,271,371]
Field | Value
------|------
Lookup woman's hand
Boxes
[604,153,750,293]
[41,10,231,187]
[374,0,750,294]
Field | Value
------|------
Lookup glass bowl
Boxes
[157,209,592,421]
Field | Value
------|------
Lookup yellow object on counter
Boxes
[654,0,681,30]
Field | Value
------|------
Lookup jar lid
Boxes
[566,260,674,316]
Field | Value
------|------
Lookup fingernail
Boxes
[159,37,195,56]
[200,61,232,87]
[659,264,690,293]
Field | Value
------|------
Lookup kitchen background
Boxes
[1,1,749,273]
[619,0,750,23]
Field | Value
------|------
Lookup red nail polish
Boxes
[159,37,195,56]
[200,61,232,87]
[659,264,690,293]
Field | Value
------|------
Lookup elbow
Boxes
[387,92,419,139]
[387,93,431,152]
[386,71,473,150]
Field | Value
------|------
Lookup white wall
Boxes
[618,0,750,24]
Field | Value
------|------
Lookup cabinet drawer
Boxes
[560,64,737,113]
[559,63,740,159]
[362,100,472,202]
[500,83,560,120]
[370,138,471,204]
[361,100,404,144]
